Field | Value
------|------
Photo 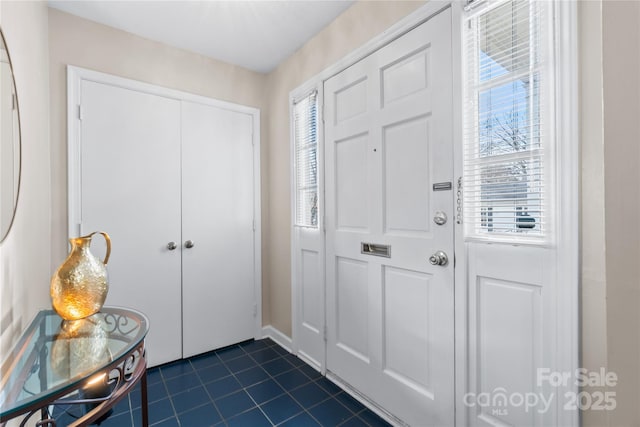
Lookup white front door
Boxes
[324,8,454,426]
[181,101,256,358]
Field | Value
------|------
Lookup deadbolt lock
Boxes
[434,211,447,225]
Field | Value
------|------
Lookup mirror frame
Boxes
[0,26,21,243]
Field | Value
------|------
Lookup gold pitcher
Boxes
[51,231,111,320]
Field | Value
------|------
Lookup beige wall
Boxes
[602,1,640,425]
[0,0,51,363]
[579,1,609,426]
[264,0,424,336]
[579,1,640,425]
[46,9,272,324]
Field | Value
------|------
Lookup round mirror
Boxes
[0,27,21,243]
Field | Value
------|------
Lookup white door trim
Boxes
[552,1,580,425]
[67,66,263,340]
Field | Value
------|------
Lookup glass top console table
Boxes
[0,307,149,427]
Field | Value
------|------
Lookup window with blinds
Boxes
[294,91,319,227]
[463,0,552,240]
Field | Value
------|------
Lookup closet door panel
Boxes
[79,80,183,367]
[181,101,256,357]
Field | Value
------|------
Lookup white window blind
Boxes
[463,0,552,240]
[294,91,318,227]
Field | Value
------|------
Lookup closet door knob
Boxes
[184,240,195,249]
[167,241,177,250]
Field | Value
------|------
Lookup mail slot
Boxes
[361,242,391,258]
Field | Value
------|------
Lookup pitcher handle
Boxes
[88,231,111,265]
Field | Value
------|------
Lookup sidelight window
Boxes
[293,91,319,228]
[463,0,553,240]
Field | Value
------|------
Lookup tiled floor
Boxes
[53,338,391,426]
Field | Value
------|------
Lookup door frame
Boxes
[290,1,579,426]
[67,66,263,341]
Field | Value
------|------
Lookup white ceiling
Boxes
[48,0,354,73]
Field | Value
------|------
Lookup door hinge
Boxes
[78,104,83,121]
[11,94,16,111]
[253,219,256,231]
[322,216,326,233]
[253,303,258,317]
[323,325,327,342]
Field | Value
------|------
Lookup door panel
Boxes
[300,250,322,331]
[335,134,369,230]
[335,78,368,123]
[336,257,370,361]
[381,48,429,106]
[181,101,255,358]
[80,81,182,367]
[382,266,433,396]
[295,233,326,368]
[383,116,431,234]
[325,8,453,426]
[468,243,550,427]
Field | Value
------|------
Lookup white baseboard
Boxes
[261,325,292,352]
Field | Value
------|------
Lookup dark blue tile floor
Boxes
[53,338,391,426]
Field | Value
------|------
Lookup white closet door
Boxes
[181,101,256,358]
[324,9,454,426]
[79,80,182,367]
